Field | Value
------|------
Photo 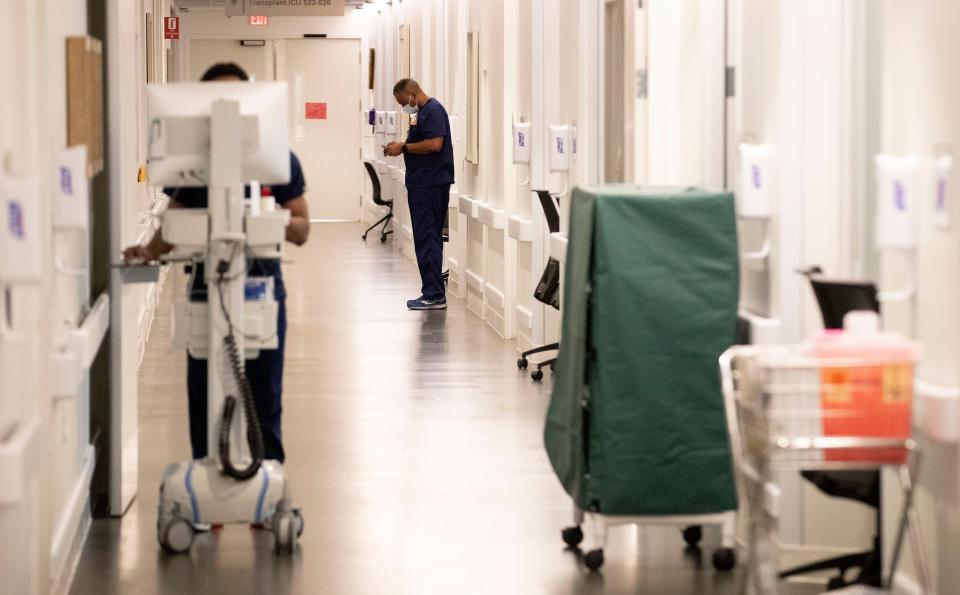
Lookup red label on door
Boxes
[305,102,328,120]
[249,15,269,26]
[164,17,180,40]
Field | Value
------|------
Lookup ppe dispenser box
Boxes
[0,175,42,283]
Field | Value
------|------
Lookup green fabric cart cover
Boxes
[544,186,739,515]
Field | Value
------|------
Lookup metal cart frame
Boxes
[719,345,932,595]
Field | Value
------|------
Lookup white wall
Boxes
[0,0,100,592]
[874,2,960,591]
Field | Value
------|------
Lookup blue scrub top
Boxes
[403,98,455,189]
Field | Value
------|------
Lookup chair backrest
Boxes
[534,190,561,234]
[363,161,390,206]
[801,269,880,329]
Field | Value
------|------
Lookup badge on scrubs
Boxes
[410,114,418,126]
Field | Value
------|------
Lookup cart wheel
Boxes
[531,370,544,382]
[712,548,736,572]
[584,549,605,571]
[293,509,305,538]
[380,235,388,243]
[517,358,528,370]
[561,526,584,547]
[362,233,368,241]
[159,518,194,554]
[274,512,297,555]
[550,362,556,372]
[682,525,703,547]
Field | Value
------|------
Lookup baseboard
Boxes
[50,446,94,595]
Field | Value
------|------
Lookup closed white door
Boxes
[189,39,272,82]
[279,38,362,221]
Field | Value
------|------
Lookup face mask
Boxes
[402,102,419,115]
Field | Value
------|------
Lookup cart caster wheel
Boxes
[293,509,305,538]
[159,519,194,554]
[584,549,605,571]
[362,234,368,241]
[380,235,388,243]
[274,512,297,555]
[682,525,703,547]
[712,548,736,572]
[518,358,528,370]
[550,362,556,372]
[561,526,584,547]
[531,370,544,382]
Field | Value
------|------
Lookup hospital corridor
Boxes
[2,1,960,595]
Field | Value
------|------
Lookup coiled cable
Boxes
[216,259,264,480]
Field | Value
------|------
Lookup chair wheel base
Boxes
[712,548,736,572]
[584,549,604,571]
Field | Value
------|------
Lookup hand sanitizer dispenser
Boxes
[375,111,386,134]
[875,155,920,249]
[738,143,775,218]
[549,125,571,173]
[0,175,42,283]
[386,111,399,135]
[53,146,90,230]
[513,122,531,164]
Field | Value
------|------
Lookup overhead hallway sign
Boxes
[225,0,345,17]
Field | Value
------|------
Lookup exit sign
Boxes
[249,15,269,26]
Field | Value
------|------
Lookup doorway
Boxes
[278,38,363,222]
[189,39,274,82]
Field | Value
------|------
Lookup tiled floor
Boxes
[71,223,821,595]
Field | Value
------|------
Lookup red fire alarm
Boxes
[249,15,269,26]
[164,17,180,40]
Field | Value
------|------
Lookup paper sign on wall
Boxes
[305,102,327,120]
[226,0,345,17]
[164,17,179,40]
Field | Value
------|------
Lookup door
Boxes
[189,39,272,82]
[279,38,362,222]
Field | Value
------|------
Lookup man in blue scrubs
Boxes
[384,79,455,310]
[123,63,310,463]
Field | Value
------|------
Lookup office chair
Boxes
[361,161,394,243]
[517,190,561,382]
[779,267,884,591]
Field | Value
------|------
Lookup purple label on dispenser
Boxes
[8,201,24,239]
[60,166,73,196]
[893,180,906,211]
[556,137,564,155]
[751,164,762,190]
[517,132,525,148]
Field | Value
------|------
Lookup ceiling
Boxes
[173,0,370,11]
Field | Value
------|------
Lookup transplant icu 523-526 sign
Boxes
[225,0,345,17]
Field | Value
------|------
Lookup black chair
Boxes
[362,161,393,243]
[517,190,562,382]
[778,267,884,591]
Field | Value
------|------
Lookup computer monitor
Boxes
[146,82,290,187]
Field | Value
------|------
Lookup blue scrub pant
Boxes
[187,275,287,463]
[408,184,451,300]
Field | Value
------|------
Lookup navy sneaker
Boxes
[407,296,447,310]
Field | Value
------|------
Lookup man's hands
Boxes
[383,142,404,157]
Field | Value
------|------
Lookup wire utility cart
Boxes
[720,345,931,595]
